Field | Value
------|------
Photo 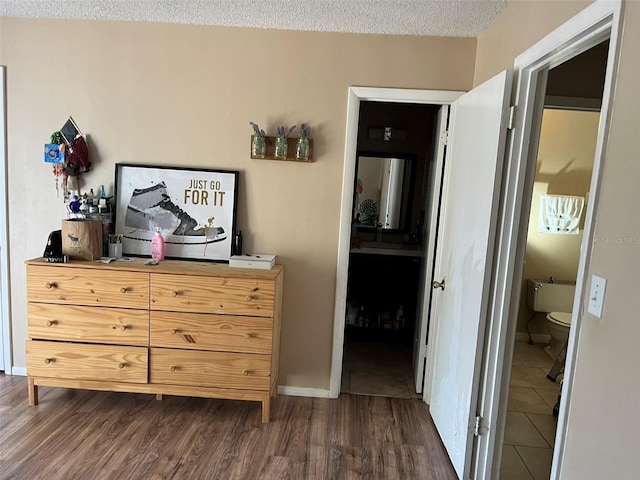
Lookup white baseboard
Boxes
[2,371,336,398]
[9,366,27,376]
[278,385,333,398]
[515,332,551,344]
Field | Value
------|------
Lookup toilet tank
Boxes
[527,278,576,313]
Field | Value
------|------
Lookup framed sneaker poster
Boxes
[114,163,239,262]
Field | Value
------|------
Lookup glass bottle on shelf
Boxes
[274,136,288,159]
[295,137,309,161]
[251,135,266,159]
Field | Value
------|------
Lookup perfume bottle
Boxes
[151,228,165,261]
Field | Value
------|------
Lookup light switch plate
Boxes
[588,274,607,318]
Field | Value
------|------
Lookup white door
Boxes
[428,70,512,479]
[413,105,449,393]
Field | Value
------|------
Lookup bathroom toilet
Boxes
[527,279,576,381]
[546,311,572,364]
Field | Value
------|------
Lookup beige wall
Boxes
[518,109,599,334]
[474,0,592,86]
[477,1,640,477]
[0,17,476,387]
[6,3,638,475]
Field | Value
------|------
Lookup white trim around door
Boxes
[329,87,463,398]
[0,66,11,374]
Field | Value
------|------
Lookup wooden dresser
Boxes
[25,257,284,422]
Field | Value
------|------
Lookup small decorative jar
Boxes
[251,135,266,159]
[274,136,288,159]
[295,137,309,161]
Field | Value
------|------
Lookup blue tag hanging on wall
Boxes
[44,143,65,164]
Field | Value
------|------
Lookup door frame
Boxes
[473,1,623,478]
[0,66,11,374]
[329,87,463,397]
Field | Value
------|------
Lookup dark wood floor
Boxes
[0,374,456,479]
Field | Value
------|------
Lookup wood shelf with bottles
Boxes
[250,135,314,163]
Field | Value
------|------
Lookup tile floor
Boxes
[341,339,420,399]
[500,341,562,480]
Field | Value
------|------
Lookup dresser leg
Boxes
[28,377,38,406]
[261,395,270,423]
[156,394,163,401]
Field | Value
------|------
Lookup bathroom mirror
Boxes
[353,153,414,231]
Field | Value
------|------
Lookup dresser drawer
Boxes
[150,274,274,317]
[26,340,148,383]
[150,311,272,354]
[150,348,270,390]
[27,265,149,309]
[28,304,149,346]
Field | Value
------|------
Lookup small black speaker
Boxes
[43,230,68,263]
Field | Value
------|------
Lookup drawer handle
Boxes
[44,358,53,364]
[242,369,250,376]
[170,366,177,372]
[120,325,128,332]
[243,333,252,339]
[47,320,57,327]
[120,287,128,294]
[119,363,126,369]
[170,329,179,335]
[245,293,258,301]
[45,282,57,289]
[171,290,179,297]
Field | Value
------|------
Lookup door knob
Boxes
[433,279,446,291]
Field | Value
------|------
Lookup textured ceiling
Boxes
[1,0,509,37]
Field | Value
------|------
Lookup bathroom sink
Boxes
[352,242,422,258]
[359,241,416,250]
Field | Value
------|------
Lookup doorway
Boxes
[476,3,623,478]
[500,41,608,479]
[329,88,462,398]
[341,101,440,398]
